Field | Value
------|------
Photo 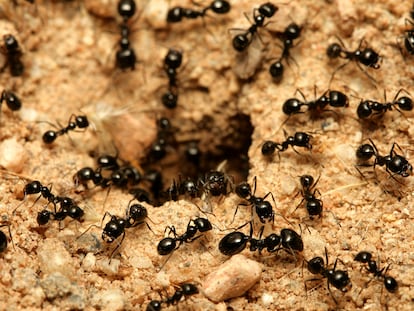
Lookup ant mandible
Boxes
[1,34,24,77]
[269,22,302,81]
[157,217,212,256]
[261,131,312,157]
[294,175,323,219]
[219,222,303,257]
[146,283,199,311]
[232,2,278,52]
[327,38,381,84]
[354,251,398,293]
[282,88,349,117]
[305,247,352,304]
[167,0,231,23]
[42,114,89,144]
[356,89,413,120]
[161,49,183,109]
[356,139,412,178]
[116,0,137,70]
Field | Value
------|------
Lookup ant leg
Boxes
[294,88,307,102]
[329,61,351,88]
[109,231,126,263]
[230,202,249,225]
[252,176,257,196]
[327,280,339,305]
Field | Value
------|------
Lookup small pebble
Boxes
[37,238,75,277]
[84,0,116,19]
[0,138,28,173]
[40,273,73,299]
[95,258,120,275]
[201,254,262,302]
[92,289,126,311]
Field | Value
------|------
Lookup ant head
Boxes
[354,251,373,263]
[280,228,303,252]
[327,43,342,59]
[3,34,19,50]
[180,283,199,296]
[356,143,375,161]
[307,256,325,274]
[300,175,314,188]
[235,181,252,198]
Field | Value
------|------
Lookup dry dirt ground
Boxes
[0,0,413,310]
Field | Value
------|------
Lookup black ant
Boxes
[234,177,275,224]
[327,38,381,84]
[305,248,352,304]
[157,217,212,256]
[116,0,137,70]
[200,170,231,197]
[42,114,89,144]
[269,22,302,81]
[36,197,84,226]
[402,6,414,55]
[167,0,231,23]
[22,180,59,207]
[261,131,312,156]
[20,181,84,225]
[146,283,199,311]
[356,139,412,178]
[294,175,323,219]
[219,222,303,257]
[356,89,413,119]
[0,221,13,253]
[73,167,108,190]
[1,90,22,117]
[282,89,349,117]
[1,34,24,77]
[161,49,182,109]
[145,117,176,163]
[100,201,150,257]
[232,2,278,52]
[161,176,201,202]
[354,251,398,293]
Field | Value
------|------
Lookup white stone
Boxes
[0,138,28,173]
[202,254,262,302]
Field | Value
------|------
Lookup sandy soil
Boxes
[0,0,413,310]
